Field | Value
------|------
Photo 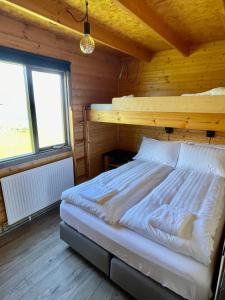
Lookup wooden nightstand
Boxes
[103,149,136,171]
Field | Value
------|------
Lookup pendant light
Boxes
[80,0,95,54]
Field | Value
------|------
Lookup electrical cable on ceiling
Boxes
[66,8,87,23]
[66,0,88,23]
[66,0,95,54]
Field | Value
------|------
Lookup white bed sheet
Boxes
[62,160,172,224]
[120,168,225,265]
[90,104,112,110]
[60,201,213,300]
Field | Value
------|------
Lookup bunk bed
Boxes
[61,94,225,300]
[87,96,225,131]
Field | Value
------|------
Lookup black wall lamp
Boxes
[165,127,174,134]
[206,130,215,138]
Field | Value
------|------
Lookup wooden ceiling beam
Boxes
[3,0,152,61]
[116,0,190,56]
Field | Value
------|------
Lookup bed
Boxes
[60,162,225,300]
[61,92,225,299]
[60,139,225,300]
[60,202,214,300]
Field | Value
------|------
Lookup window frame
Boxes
[0,48,71,168]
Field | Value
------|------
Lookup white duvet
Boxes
[61,160,173,224]
[120,168,225,265]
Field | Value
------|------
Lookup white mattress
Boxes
[90,104,112,110]
[60,201,213,300]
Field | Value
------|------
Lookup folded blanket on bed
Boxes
[104,164,172,224]
[64,160,140,205]
[80,185,117,204]
[148,204,196,238]
[80,162,150,203]
[61,160,173,224]
[73,160,162,205]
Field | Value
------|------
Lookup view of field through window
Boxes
[0,61,33,161]
[32,70,65,148]
[0,60,66,162]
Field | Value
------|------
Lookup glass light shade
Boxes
[80,34,95,54]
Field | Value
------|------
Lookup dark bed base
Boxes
[60,221,111,276]
[60,221,184,300]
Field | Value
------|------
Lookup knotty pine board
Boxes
[118,125,225,152]
[119,40,225,97]
[118,40,225,153]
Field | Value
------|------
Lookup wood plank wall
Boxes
[119,40,225,96]
[118,125,225,151]
[0,13,120,229]
[87,122,118,178]
[118,40,225,151]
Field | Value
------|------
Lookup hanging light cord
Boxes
[66,0,88,23]
[86,0,89,22]
[119,61,144,84]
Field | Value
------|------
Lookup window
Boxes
[0,61,34,160]
[0,46,70,164]
[32,70,66,148]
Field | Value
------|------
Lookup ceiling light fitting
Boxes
[79,0,95,54]
[67,0,95,54]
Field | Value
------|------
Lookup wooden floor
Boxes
[0,208,132,300]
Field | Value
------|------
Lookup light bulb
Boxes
[80,34,95,54]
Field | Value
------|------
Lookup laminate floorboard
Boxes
[0,208,132,300]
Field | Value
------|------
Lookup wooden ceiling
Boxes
[1,0,225,61]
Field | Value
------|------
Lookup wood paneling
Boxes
[115,0,189,56]
[86,122,118,178]
[119,40,225,96]
[87,110,225,132]
[63,0,171,52]
[118,125,225,152]
[118,40,225,153]
[2,0,151,61]
[112,96,225,113]
[2,0,225,58]
[0,13,120,229]
[64,0,225,54]
[146,0,225,45]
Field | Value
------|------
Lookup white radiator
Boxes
[1,157,74,225]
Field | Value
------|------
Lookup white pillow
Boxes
[133,137,180,168]
[184,140,225,150]
[181,87,225,96]
[176,143,225,177]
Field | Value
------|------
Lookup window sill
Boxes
[0,146,72,169]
